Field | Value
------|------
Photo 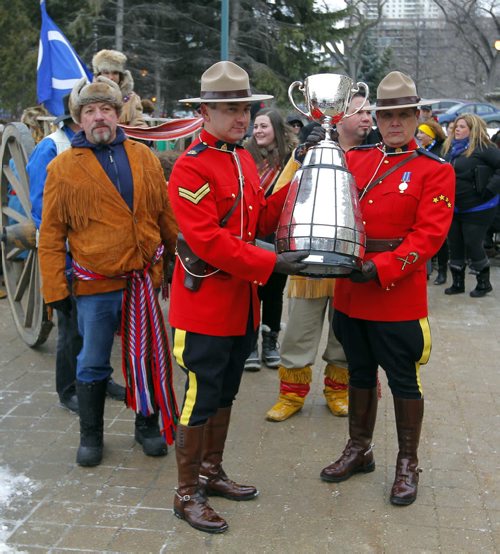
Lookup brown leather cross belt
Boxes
[365,238,403,252]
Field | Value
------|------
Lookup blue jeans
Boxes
[75,290,123,383]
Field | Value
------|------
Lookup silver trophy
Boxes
[275,74,369,277]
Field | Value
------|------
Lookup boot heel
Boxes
[361,460,376,474]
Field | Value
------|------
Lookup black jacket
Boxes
[428,140,444,158]
[447,144,500,211]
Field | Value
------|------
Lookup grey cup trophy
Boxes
[275,74,369,277]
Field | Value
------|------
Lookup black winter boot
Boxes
[135,412,168,456]
[262,329,280,369]
[106,377,126,401]
[470,266,493,298]
[444,266,465,295]
[76,380,107,467]
[244,330,260,372]
[433,266,447,285]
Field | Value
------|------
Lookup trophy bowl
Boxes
[277,74,369,277]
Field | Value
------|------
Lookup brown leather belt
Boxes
[365,238,403,252]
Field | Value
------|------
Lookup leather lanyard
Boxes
[359,151,419,200]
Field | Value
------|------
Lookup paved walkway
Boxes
[0,267,499,553]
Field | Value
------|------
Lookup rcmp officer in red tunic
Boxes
[168,61,306,534]
[320,72,455,506]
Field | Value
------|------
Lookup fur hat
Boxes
[92,49,127,75]
[180,61,273,103]
[369,71,439,111]
[69,76,123,124]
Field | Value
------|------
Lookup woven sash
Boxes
[72,245,178,444]
[259,160,280,196]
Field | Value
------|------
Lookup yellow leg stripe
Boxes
[180,371,198,425]
[415,362,423,396]
[418,317,432,365]
[173,329,187,369]
[172,329,197,425]
[415,317,432,396]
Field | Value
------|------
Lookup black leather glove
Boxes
[48,297,72,316]
[304,125,327,147]
[349,260,378,283]
[274,252,308,275]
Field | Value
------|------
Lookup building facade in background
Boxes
[353,0,498,102]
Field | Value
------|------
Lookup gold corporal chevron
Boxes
[178,182,211,204]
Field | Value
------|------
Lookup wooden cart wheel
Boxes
[0,123,53,347]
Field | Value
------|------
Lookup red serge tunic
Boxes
[334,139,455,321]
[168,130,289,336]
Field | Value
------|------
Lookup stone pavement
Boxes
[0,268,499,553]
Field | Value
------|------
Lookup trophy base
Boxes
[297,251,361,278]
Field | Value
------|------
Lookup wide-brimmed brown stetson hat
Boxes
[180,61,273,103]
[369,71,439,111]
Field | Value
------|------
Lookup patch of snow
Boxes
[0,465,37,554]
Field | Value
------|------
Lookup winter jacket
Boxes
[119,70,146,127]
[447,144,500,211]
[28,126,75,228]
[39,137,177,303]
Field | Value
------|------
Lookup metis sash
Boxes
[259,160,280,196]
[72,244,178,444]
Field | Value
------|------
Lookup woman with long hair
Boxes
[244,108,298,369]
[442,113,500,297]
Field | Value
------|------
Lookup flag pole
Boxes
[221,0,229,61]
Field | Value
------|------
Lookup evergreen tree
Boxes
[0,0,38,117]
[0,0,355,118]
[358,36,393,96]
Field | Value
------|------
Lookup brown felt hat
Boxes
[180,61,273,103]
[369,71,439,111]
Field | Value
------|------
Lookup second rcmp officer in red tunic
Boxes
[319,72,455,506]
[168,61,306,534]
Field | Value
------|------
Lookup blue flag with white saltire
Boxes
[37,0,93,116]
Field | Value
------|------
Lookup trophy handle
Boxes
[343,81,370,119]
[288,81,310,119]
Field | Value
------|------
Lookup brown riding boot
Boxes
[199,407,258,501]
[390,397,424,506]
[320,386,377,482]
[173,424,228,533]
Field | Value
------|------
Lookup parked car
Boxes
[438,102,500,128]
[429,99,465,116]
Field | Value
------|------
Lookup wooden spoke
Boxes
[5,247,22,261]
[2,205,30,224]
[14,250,33,302]
[24,253,37,329]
